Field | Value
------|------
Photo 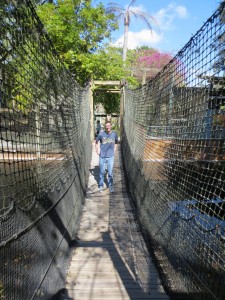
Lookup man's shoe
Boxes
[99,186,103,193]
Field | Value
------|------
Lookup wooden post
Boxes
[89,81,94,141]
[120,86,126,142]
[142,68,147,85]
[35,104,41,159]
[120,86,125,117]
[169,66,174,122]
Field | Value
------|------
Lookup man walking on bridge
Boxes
[95,121,118,193]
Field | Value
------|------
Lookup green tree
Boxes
[0,2,40,109]
[36,0,118,85]
[91,45,139,113]
[107,0,158,63]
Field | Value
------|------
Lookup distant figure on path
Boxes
[96,120,101,135]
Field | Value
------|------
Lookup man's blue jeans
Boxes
[99,156,114,188]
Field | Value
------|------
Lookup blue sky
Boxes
[93,0,221,55]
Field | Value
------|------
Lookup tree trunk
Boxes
[122,21,129,63]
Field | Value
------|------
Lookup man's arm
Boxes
[95,140,100,155]
[114,142,118,153]
[114,132,118,153]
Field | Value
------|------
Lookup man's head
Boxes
[105,121,112,134]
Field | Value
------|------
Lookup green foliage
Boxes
[92,46,125,79]
[35,1,172,113]
[36,0,118,85]
[11,41,43,111]
[92,46,139,114]
[0,2,41,111]
[36,0,141,117]
[94,92,120,114]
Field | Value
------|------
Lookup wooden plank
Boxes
[62,143,170,300]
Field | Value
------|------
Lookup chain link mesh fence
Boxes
[121,3,225,300]
[0,1,91,299]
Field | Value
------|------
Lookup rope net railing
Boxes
[121,3,225,300]
[0,1,91,299]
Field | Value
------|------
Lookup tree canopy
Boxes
[36,0,118,84]
[0,0,176,115]
[35,1,172,113]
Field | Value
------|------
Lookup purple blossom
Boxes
[137,50,173,69]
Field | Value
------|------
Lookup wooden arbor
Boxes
[90,80,122,139]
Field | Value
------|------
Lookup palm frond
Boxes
[127,0,137,10]
[107,3,124,14]
[106,0,160,62]
[131,10,159,28]
[107,3,123,10]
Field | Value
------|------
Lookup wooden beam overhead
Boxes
[94,80,121,86]
[94,89,121,94]
[95,89,121,91]
[98,91,121,94]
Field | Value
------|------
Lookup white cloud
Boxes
[175,5,188,18]
[154,3,188,30]
[113,29,163,50]
[111,2,189,51]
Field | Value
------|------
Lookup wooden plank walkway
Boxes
[63,142,170,300]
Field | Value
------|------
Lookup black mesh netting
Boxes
[0,1,91,299]
[2,1,225,300]
[121,3,225,300]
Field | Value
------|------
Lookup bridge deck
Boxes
[63,143,170,300]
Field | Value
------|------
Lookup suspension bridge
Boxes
[0,1,225,300]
